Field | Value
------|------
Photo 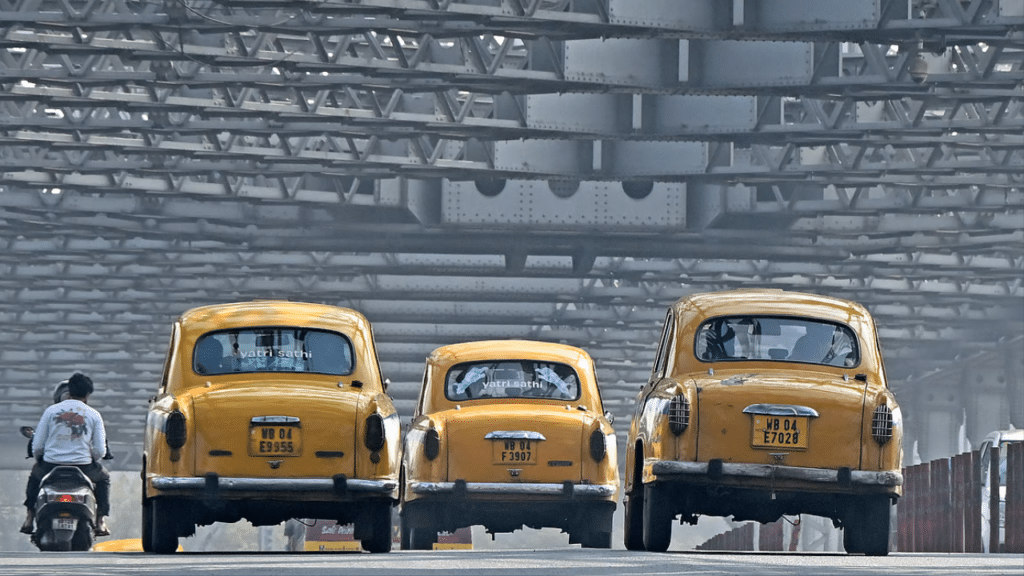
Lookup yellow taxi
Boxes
[624,289,902,555]
[400,340,619,549]
[142,301,400,553]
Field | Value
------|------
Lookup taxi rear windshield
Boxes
[193,328,354,375]
[445,360,581,402]
[695,316,859,368]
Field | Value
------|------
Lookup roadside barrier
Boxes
[695,442,1023,553]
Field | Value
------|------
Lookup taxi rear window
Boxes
[193,328,354,375]
[694,315,859,368]
[445,360,581,402]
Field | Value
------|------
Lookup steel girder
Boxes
[0,0,1022,468]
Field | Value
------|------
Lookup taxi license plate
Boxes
[249,424,302,457]
[492,439,537,465]
[53,517,76,531]
[751,416,809,449]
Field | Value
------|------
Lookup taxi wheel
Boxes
[579,506,613,548]
[399,519,412,550]
[404,525,437,550]
[580,529,612,549]
[642,484,673,552]
[360,502,394,554]
[841,520,862,554]
[623,491,645,550]
[856,496,891,556]
[141,498,153,552]
[149,498,180,554]
[842,496,890,556]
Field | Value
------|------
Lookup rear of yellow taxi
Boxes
[143,301,399,553]
[401,340,618,549]
[624,290,902,555]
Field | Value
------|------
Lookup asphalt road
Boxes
[3,549,1022,576]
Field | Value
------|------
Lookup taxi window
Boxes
[194,328,354,375]
[445,360,581,402]
[694,316,859,368]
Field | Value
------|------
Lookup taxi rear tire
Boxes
[623,491,645,550]
[400,502,438,550]
[359,501,394,553]
[141,497,153,552]
[579,506,614,548]
[844,496,890,556]
[149,498,180,554]
[580,529,612,549]
[404,526,437,550]
[642,484,673,552]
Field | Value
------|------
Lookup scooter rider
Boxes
[21,373,111,536]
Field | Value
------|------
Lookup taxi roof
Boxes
[428,339,594,369]
[177,300,370,335]
[674,289,870,324]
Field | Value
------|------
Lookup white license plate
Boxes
[53,517,77,531]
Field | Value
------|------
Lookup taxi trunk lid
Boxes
[694,369,867,470]
[190,381,361,478]
[441,404,595,484]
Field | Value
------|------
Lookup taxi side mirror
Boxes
[604,411,615,425]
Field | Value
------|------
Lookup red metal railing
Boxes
[695,519,800,551]
[1007,441,1023,553]
[697,443,1023,553]
[898,444,1022,553]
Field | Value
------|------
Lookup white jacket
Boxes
[32,399,106,466]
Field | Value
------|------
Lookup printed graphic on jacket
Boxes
[55,410,88,438]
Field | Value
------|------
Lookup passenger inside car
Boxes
[789,322,835,363]
[303,330,349,374]
[695,316,859,368]
[194,337,225,375]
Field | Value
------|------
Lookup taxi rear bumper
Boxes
[651,460,903,487]
[151,474,396,494]
[409,480,616,499]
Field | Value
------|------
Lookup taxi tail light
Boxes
[668,394,690,435]
[871,404,893,445]
[589,429,606,462]
[165,411,187,449]
[424,428,440,461]
[364,413,386,452]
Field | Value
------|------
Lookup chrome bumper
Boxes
[151,476,397,494]
[410,481,617,498]
[651,461,903,487]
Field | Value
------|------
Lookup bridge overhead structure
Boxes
[0,0,1021,468]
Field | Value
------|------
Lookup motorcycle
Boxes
[20,426,104,551]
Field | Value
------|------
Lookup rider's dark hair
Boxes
[66,373,94,398]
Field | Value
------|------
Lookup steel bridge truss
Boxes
[1,0,1022,467]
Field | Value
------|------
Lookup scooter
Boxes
[20,426,99,551]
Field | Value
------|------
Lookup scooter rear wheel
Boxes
[72,522,93,551]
